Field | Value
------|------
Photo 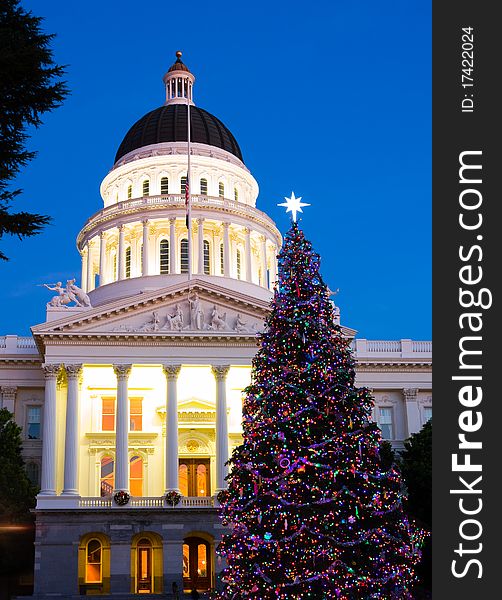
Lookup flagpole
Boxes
[187,77,192,282]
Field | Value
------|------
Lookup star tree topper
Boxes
[278,191,310,222]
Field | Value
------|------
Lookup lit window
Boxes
[160,177,169,195]
[125,247,131,278]
[26,462,40,486]
[102,398,115,431]
[142,180,149,196]
[179,464,189,496]
[100,456,114,496]
[218,182,224,198]
[160,239,169,274]
[130,455,143,496]
[181,176,187,195]
[234,187,238,202]
[423,406,432,423]
[27,406,41,439]
[198,544,207,577]
[200,178,208,195]
[220,243,224,275]
[86,539,102,583]
[378,407,393,440]
[113,254,117,280]
[130,398,142,431]
[127,184,132,199]
[236,249,242,279]
[203,240,210,275]
[180,238,189,273]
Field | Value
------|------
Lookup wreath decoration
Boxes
[113,490,130,506]
[216,489,229,505]
[165,490,182,507]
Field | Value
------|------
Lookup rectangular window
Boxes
[200,179,208,195]
[378,407,393,440]
[142,180,149,196]
[102,398,115,431]
[181,176,187,195]
[125,247,131,278]
[130,398,143,431]
[27,407,41,439]
[220,244,224,275]
[423,406,432,423]
[161,177,169,195]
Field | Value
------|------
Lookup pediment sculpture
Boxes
[43,278,92,309]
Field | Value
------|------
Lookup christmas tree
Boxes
[217,218,424,599]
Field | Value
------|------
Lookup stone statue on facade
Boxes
[66,279,92,307]
[43,282,72,307]
[43,279,92,308]
[188,290,204,330]
[209,305,230,331]
[234,313,250,333]
[162,304,184,331]
[137,311,160,332]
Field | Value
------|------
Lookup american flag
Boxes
[185,174,190,229]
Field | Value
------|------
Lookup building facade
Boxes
[0,54,432,598]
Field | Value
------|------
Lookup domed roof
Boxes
[114,104,243,163]
[167,51,190,73]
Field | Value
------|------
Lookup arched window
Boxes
[220,243,224,275]
[203,240,210,275]
[181,176,187,195]
[112,254,117,280]
[86,539,102,583]
[26,462,40,486]
[180,238,189,273]
[142,180,149,196]
[159,239,169,274]
[236,248,242,280]
[127,184,132,200]
[100,456,114,496]
[218,182,225,198]
[125,247,131,278]
[130,455,143,497]
[200,178,208,195]
[160,177,169,195]
[234,187,239,202]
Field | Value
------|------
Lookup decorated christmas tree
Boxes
[217,204,424,599]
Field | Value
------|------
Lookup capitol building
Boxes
[0,53,432,597]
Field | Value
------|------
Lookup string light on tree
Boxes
[216,217,426,599]
[277,191,310,222]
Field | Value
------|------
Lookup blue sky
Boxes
[1,0,431,340]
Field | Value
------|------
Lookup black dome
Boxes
[115,104,243,163]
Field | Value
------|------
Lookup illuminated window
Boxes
[27,406,41,439]
[182,544,190,578]
[130,398,143,431]
[378,407,393,440]
[160,239,169,274]
[160,177,169,195]
[220,243,224,275]
[234,187,238,202]
[197,464,207,496]
[236,249,242,280]
[200,178,208,195]
[181,176,187,195]
[142,180,149,196]
[127,184,132,199]
[180,238,189,273]
[125,247,131,278]
[100,456,114,496]
[86,539,102,583]
[179,464,188,496]
[203,240,210,275]
[130,455,143,496]
[198,544,207,577]
[423,406,432,423]
[102,398,115,431]
[113,254,117,280]
[26,462,40,486]
[218,182,224,198]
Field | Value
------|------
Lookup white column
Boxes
[212,365,230,492]
[142,219,150,276]
[62,364,82,495]
[86,241,94,292]
[163,365,182,492]
[98,231,107,287]
[403,388,421,436]
[169,217,176,274]
[197,218,205,275]
[223,222,230,277]
[118,224,126,280]
[113,364,132,492]
[40,364,61,495]
[244,227,252,282]
[81,247,88,293]
[269,244,277,290]
[260,235,268,287]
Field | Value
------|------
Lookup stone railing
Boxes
[77,194,281,247]
[36,495,216,510]
[0,335,37,354]
[351,339,432,359]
